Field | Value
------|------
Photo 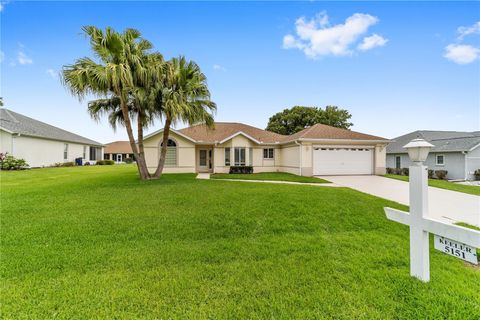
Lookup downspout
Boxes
[295,140,302,176]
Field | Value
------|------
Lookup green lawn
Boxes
[385,174,480,196]
[1,166,479,319]
[211,172,330,184]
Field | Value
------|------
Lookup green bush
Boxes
[124,157,133,164]
[229,166,253,174]
[434,170,448,180]
[96,160,114,165]
[0,155,29,170]
[401,168,409,176]
[386,168,395,174]
[61,162,75,167]
[428,170,434,179]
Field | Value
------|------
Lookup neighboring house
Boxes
[386,130,480,180]
[0,108,104,167]
[104,141,134,162]
[143,122,389,176]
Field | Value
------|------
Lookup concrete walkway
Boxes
[196,173,210,179]
[324,175,480,227]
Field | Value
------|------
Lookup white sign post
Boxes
[384,138,480,282]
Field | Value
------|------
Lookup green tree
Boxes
[0,97,3,106]
[266,105,353,135]
[62,26,159,180]
[152,56,216,178]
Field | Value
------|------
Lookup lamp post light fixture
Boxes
[403,138,434,164]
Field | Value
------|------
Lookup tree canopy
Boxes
[265,106,353,135]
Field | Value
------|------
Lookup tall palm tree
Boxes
[153,56,216,178]
[62,26,158,180]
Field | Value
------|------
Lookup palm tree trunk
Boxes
[153,118,172,178]
[136,111,151,179]
[119,96,150,180]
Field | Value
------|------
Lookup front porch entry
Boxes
[197,146,213,173]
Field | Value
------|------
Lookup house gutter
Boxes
[295,140,302,176]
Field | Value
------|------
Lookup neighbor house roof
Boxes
[386,130,480,153]
[0,108,103,146]
[145,122,388,145]
[104,141,133,154]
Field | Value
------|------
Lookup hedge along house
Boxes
[386,130,480,181]
[142,122,389,176]
[0,108,104,167]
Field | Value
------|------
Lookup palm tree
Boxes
[62,26,158,180]
[152,56,216,178]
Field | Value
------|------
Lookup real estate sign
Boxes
[434,235,478,265]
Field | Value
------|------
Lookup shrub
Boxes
[124,157,133,164]
[97,160,114,165]
[394,168,403,175]
[386,168,395,174]
[0,155,29,170]
[401,168,409,176]
[428,170,434,179]
[61,162,75,167]
[475,169,480,181]
[434,170,448,180]
[229,166,253,174]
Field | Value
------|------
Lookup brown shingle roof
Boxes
[178,122,288,144]
[160,122,387,144]
[104,141,133,154]
[285,123,387,141]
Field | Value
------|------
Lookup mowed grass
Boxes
[385,174,480,196]
[1,166,479,319]
[211,172,330,183]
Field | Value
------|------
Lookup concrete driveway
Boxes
[323,175,480,227]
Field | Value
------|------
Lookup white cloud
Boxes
[46,69,57,79]
[17,51,33,65]
[457,21,480,40]
[213,64,226,72]
[358,33,388,51]
[283,12,387,58]
[444,44,479,64]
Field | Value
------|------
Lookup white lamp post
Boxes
[385,138,480,282]
[402,138,433,280]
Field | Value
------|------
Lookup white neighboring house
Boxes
[0,108,104,167]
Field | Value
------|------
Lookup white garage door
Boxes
[313,147,373,175]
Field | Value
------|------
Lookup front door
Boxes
[117,154,122,162]
[198,148,212,172]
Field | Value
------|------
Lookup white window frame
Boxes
[395,155,401,169]
[234,147,246,166]
[224,148,231,166]
[263,148,274,159]
[83,146,87,159]
[64,143,69,160]
[436,154,445,166]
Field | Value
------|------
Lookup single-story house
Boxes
[0,108,104,167]
[143,122,389,176]
[386,130,480,180]
[104,141,134,162]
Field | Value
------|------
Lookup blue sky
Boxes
[2,1,479,143]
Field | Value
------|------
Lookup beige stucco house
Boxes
[0,108,104,167]
[143,122,389,176]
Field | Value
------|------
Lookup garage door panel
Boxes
[313,147,373,175]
